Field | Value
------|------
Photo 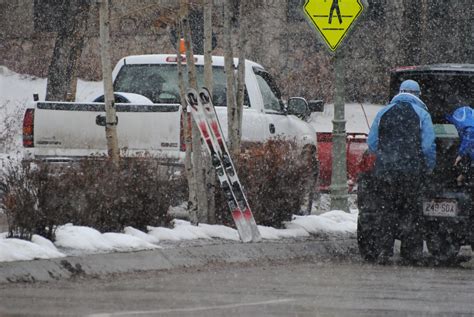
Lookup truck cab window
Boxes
[114,64,231,106]
[253,68,284,113]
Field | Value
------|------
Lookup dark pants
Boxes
[376,172,424,259]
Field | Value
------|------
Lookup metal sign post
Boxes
[330,49,348,211]
[303,0,368,212]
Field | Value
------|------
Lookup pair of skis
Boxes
[185,88,261,243]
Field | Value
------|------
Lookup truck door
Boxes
[214,88,269,143]
[253,68,294,139]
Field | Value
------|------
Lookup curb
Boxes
[0,237,357,284]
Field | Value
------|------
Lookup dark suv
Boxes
[357,64,474,263]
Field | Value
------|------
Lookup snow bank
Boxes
[0,237,65,262]
[291,210,358,234]
[55,224,116,251]
[0,209,359,262]
[102,232,158,251]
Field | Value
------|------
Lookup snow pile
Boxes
[54,224,158,252]
[0,210,359,262]
[291,210,358,234]
[0,235,65,262]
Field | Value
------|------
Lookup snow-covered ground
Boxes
[0,66,369,263]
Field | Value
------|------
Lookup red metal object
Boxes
[22,109,35,148]
[317,132,374,192]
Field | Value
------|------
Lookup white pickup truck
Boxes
[23,54,319,163]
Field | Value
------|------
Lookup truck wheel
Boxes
[427,234,460,264]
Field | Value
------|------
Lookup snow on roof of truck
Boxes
[117,54,263,69]
[392,64,474,73]
[111,54,265,80]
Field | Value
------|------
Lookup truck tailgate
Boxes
[33,102,182,159]
[317,132,369,192]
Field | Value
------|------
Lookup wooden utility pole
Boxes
[183,9,209,224]
[203,0,217,224]
[98,0,120,165]
[176,22,198,225]
[203,0,214,95]
[45,1,91,102]
[235,0,247,153]
[223,0,238,156]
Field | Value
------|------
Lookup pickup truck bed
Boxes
[24,102,183,162]
[317,132,371,192]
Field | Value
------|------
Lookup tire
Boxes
[427,233,460,264]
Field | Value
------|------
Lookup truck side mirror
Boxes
[308,100,325,112]
[287,97,310,121]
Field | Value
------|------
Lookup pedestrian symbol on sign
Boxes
[328,0,342,24]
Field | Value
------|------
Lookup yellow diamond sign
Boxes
[304,0,366,52]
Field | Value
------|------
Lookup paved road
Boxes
[1,258,473,317]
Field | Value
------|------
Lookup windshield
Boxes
[114,64,230,106]
[390,72,474,123]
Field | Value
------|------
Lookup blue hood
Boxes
[391,93,428,112]
[446,106,474,130]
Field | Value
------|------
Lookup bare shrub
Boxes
[1,157,186,240]
[215,139,312,228]
[1,160,70,240]
[68,157,185,232]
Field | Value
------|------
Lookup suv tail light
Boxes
[23,108,35,147]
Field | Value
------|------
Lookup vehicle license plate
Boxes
[423,200,458,217]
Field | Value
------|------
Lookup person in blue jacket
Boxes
[446,105,474,185]
[367,79,436,263]
[368,80,436,174]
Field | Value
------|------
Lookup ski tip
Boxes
[199,87,211,95]
[186,89,198,104]
[198,87,212,103]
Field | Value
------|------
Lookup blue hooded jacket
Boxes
[446,105,474,160]
[368,93,436,173]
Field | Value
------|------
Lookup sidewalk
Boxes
[0,237,357,283]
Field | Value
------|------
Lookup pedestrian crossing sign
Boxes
[303,0,367,52]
